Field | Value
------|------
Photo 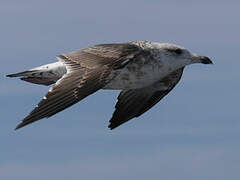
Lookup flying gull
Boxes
[6,41,213,130]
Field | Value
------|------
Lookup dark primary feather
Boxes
[15,68,109,130]
[108,68,184,129]
[15,42,143,130]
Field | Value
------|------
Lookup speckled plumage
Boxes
[6,40,212,130]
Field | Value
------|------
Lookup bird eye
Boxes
[167,48,182,55]
[174,48,182,55]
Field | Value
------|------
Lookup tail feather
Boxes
[6,70,38,78]
[6,62,67,86]
[20,77,57,86]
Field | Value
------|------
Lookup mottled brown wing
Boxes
[15,43,142,130]
[15,67,110,130]
[62,43,141,69]
[108,68,184,130]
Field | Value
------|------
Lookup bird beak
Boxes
[193,55,213,64]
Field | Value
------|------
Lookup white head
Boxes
[151,42,213,68]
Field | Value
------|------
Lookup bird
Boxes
[6,40,213,130]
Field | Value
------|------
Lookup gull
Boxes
[6,41,213,130]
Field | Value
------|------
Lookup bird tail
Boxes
[6,62,67,86]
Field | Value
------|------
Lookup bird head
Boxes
[153,43,213,68]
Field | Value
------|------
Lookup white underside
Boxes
[23,57,183,90]
[103,62,178,90]
[30,61,67,78]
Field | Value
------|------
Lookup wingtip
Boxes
[108,124,116,130]
[14,121,29,130]
[15,123,23,130]
[6,74,15,78]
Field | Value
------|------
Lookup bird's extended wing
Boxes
[109,68,184,129]
[62,42,142,69]
[15,43,143,130]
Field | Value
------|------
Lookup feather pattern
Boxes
[108,68,184,129]
[8,40,210,130]
[15,42,142,129]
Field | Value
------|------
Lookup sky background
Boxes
[1,0,240,179]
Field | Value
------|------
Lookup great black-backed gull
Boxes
[6,41,213,130]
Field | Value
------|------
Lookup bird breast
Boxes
[104,59,172,90]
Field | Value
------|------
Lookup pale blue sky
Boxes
[1,0,240,180]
